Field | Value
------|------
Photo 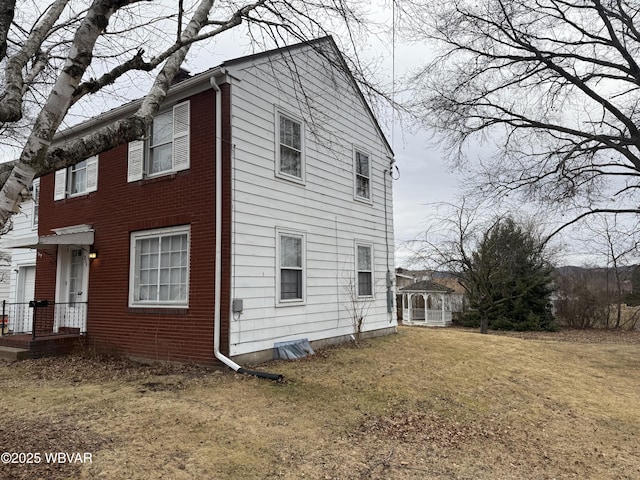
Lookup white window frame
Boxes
[353,147,372,203]
[355,242,374,298]
[69,159,88,196]
[148,109,174,176]
[128,101,190,182]
[275,109,305,184]
[129,225,190,308]
[54,156,98,200]
[31,179,39,229]
[276,228,306,305]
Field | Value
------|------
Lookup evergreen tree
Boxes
[461,218,556,332]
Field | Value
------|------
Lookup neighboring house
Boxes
[3,37,396,364]
[0,180,39,333]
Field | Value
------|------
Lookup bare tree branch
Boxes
[0,0,383,229]
[404,0,640,231]
[0,0,69,122]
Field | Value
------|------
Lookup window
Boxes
[68,249,84,303]
[354,149,371,201]
[54,156,98,200]
[276,111,304,181]
[277,230,305,303]
[70,159,88,195]
[356,244,373,297]
[31,179,39,229]
[149,110,173,175]
[128,101,190,182]
[130,226,190,307]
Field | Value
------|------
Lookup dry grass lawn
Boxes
[1,326,639,479]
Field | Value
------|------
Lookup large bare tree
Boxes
[403,0,640,237]
[0,0,368,228]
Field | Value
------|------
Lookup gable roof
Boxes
[53,36,393,158]
[223,36,393,157]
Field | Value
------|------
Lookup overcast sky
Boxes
[11,2,626,268]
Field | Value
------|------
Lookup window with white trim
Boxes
[356,244,373,297]
[277,230,305,303]
[54,156,98,200]
[128,101,190,182]
[129,226,190,307]
[354,149,371,201]
[276,111,304,181]
[31,179,39,229]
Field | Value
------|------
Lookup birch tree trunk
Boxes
[0,0,366,230]
[0,0,216,226]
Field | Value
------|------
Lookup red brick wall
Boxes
[36,87,233,364]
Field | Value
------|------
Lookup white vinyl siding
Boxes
[128,101,190,182]
[129,226,190,308]
[54,156,98,200]
[226,43,396,356]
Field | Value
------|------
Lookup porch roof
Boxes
[4,229,94,249]
[399,280,454,294]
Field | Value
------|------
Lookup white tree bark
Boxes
[0,0,369,228]
[0,0,69,122]
[0,0,129,221]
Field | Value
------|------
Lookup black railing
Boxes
[1,300,87,339]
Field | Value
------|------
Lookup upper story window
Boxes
[356,243,373,297]
[354,149,371,202]
[70,159,88,195]
[276,110,305,182]
[31,179,39,229]
[54,156,98,201]
[128,101,190,182]
[129,225,190,308]
[276,229,305,304]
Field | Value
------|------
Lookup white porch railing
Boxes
[1,301,87,338]
[402,308,452,326]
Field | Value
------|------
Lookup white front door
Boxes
[14,266,36,332]
[55,246,89,332]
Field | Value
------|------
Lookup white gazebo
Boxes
[399,280,454,327]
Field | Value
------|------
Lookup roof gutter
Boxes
[210,73,283,382]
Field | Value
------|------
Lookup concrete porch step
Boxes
[0,346,30,361]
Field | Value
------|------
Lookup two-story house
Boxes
[3,37,396,365]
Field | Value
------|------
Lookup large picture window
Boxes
[356,244,373,297]
[130,226,190,307]
[277,230,305,303]
[276,111,304,182]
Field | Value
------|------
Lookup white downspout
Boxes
[209,73,282,381]
[210,72,242,372]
